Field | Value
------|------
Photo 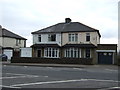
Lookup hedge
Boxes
[11,57,93,65]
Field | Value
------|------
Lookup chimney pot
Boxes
[65,18,71,23]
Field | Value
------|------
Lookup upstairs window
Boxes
[38,35,41,42]
[24,40,26,47]
[48,34,56,41]
[86,33,90,41]
[19,40,21,44]
[69,33,78,42]
[16,39,21,46]
[16,39,19,46]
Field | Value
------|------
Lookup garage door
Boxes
[3,49,13,60]
[98,52,113,64]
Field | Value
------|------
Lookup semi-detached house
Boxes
[0,26,27,59]
[31,18,117,64]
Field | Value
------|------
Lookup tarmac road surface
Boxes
[1,64,119,89]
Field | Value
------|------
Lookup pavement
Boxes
[1,61,119,69]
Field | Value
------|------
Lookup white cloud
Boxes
[0,0,118,46]
[25,35,33,47]
[101,37,118,44]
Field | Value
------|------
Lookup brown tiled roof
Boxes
[0,28,27,40]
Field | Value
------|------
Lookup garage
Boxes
[97,50,116,64]
[3,49,13,60]
[98,52,113,64]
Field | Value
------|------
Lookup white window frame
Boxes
[44,48,59,58]
[19,39,21,44]
[48,34,56,42]
[85,49,91,58]
[38,35,41,42]
[86,33,90,42]
[79,49,81,58]
[69,33,78,42]
[64,48,81,58]
[16,39,19,46]
[75,34,78,42]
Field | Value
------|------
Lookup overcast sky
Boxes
[0,0,119,47]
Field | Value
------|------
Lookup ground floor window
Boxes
[64,48,81,58]
[44,48,59,58]
[85,49,91,58]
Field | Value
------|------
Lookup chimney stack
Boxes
[65,18,71,23]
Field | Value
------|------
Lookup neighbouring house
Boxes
[30,18,117,65]
[0,25,27,60]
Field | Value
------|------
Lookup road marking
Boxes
[11,79,87,87]
[1,75,39,79]
[44,76,48,77]
[47,67,53,69]
[105,69,118,72]
[46,67,63,71]
[73,68,83,70]
[11,79,119,87]
[2,73,48,79]
[5,73,31,76]
[97,87,120,90]
[1,75,48,79]
[0,85,21,88]
[84,79,119,83]
[24,66,28,68]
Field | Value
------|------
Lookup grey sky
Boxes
[0,0,119,47]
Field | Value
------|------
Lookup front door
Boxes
[37,50,42,57]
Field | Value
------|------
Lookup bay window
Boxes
[64,48,81,58]
[44,48,59,58]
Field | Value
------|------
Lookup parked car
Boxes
[0,54,8,61]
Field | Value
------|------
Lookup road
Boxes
[1,64,119,89]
